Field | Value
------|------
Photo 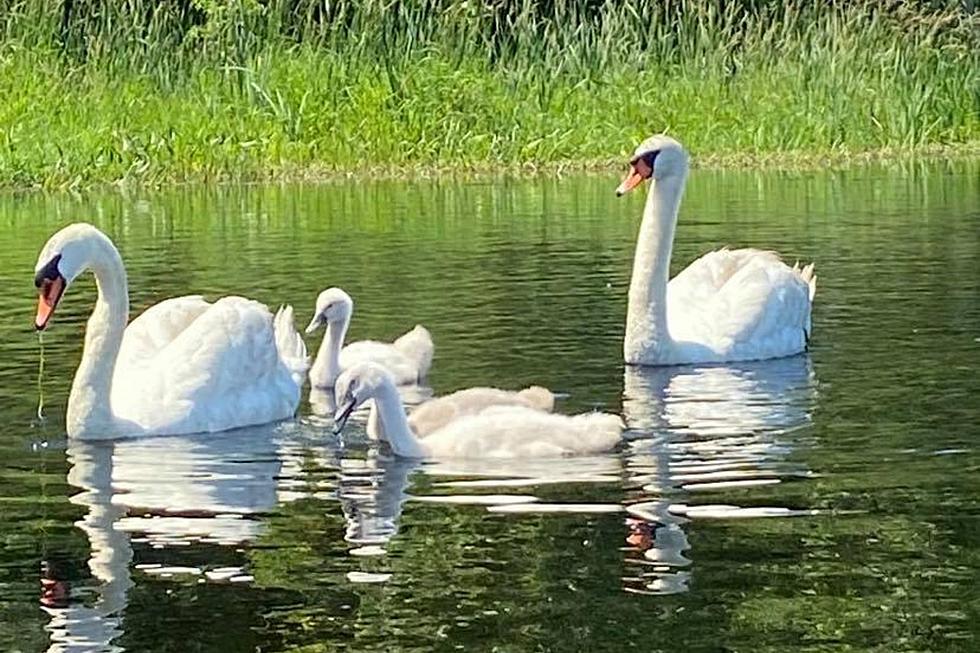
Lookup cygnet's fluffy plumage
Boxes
[335,363,623,459]
[306,288,434,389]
[405,385,555,437]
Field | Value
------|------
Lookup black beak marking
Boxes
[35,254,63,288]
[333,399,357,435]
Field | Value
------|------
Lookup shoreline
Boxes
[3,142,978,193]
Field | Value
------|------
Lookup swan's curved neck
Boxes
[67,242,128,438]
[372,380,427,459]
[311,317,348,388]
[624,174,685,364]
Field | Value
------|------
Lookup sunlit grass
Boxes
[0,0,976,188]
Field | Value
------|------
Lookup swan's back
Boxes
[421,406,623,459]
[408,386,556,437]
[667,247,815,361]
[115,295,211,372]
[114,297,302,434]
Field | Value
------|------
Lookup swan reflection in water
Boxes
[41,426,304,652]
[621,355,817,595]
[334,452,419,550]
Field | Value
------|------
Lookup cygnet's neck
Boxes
[311,316,348,388]
[371,379,427,459]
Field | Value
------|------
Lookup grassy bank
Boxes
[0,0,977,189]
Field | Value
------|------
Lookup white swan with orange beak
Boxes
[34,223,308,439]
[616,135,816,365]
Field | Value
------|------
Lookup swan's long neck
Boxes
[311,317,348,388]
[67,244,128,438]
[372,381,427,459]
[624,173,685,364]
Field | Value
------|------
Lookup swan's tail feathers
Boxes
[393,324,434,380]
[517,386,556,412]
[802,263,817,301]
[274,305,310,387]
[793,261,817,302]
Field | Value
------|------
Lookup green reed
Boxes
[0,0,976,188]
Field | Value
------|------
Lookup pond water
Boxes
[0,161,978,651]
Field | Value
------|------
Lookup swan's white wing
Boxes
[115,295,211,372]
[114,297,300,434]
[668,248,781,310]
[340,341,418,384]
[423,407,623,459]
[668,249,813,359]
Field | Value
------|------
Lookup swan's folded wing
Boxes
[116,297,293,433]
[668,249,782,310]
[116,295,212,372]
[691,256,812,351]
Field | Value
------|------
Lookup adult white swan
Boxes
[334,363,622,459]
[305,287,433,389]
[34,223,309,439]
[617,135,816,365]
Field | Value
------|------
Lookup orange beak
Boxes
[615,158,653,196]
[616,171,645,196]
[35,276,65,331]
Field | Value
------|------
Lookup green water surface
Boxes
[0,161,977,652]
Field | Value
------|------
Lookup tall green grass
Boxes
[0,0,977,188]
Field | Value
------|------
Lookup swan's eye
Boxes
[627,151,659,179]
[34,254,63,288]
[641,150,660,170]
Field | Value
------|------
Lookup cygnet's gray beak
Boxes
[304,314,322,335]
[333,399,357,435]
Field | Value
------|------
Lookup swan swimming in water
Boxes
[305,287,433,389]
[617,135,816,365]
[334,363,623,459]
[34,223,308,439]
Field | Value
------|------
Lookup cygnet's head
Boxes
[333,362,394,434]
[615,135,689,196]
[34,223,114,331]
[305,287,354,334]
